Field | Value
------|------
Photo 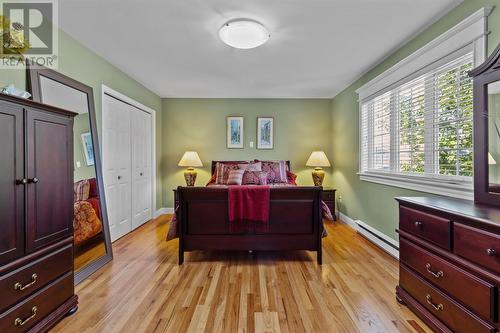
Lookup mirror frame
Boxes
[26,62,113,284]
[470,43,500,207]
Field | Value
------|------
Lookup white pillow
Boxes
[226,169,245,185]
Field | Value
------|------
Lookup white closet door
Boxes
[131,107,152,229]
[103,95,132,242]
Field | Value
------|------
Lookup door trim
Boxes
[101,84,157,224]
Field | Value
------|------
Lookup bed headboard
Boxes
[210,160,291,175]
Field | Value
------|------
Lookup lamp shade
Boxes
[306,151,331,167]
[178,151,203,167]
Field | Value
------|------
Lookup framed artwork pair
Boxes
[227,116,274,149]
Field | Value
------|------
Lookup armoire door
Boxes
[0,101,25,265]
[25,108,74,253]
[102,95,132,242]
[131,108,152,229]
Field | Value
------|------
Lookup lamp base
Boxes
[184,167,197,186]
[311,167,325,186]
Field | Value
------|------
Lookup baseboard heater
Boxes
[353,219,400,259]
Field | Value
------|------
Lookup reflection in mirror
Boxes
[488,81,500,193]
[27,64,113,285]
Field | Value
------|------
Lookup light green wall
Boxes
[161,98,332,208]
[0,29,163,208]
[330,0,500,240]
[73,113,95,182]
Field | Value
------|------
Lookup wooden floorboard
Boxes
[52,215,432,333]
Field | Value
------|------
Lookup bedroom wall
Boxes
[0,29,164,209]
[161,98,333,208]
[330,0,500,240]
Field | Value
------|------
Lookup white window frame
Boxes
[356,7,493,200]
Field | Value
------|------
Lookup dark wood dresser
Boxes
[0,94,78,332]
[396,196,500,333]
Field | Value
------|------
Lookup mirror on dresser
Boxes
[470,43,500,206]
[27,63,113,285]
[487,81,500,193]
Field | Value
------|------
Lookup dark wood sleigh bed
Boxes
[176,161,324,265]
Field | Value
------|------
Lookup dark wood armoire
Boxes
[0,93,78,332]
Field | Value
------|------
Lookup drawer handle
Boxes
[486,248,496,256]
[14,306,37,326]
[426,294,443,311]
[425,263,444,279]
[14,273,37,291]
[414,221,423,228]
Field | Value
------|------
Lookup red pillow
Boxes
[88,178,99,198]
[287,171,298,185]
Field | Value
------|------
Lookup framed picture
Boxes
[227,116,244,148]
[257,117,274,149]
[81,132,95,166]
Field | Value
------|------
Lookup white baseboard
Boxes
[338,212,399,259]
[154,207,174,218]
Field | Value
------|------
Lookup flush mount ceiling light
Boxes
[219,19,270,49]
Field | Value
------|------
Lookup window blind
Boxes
[360,52,473,182]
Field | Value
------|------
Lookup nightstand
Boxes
[173,188,179,208]
[322,187,336,220]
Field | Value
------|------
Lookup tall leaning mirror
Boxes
[26,62,113,285]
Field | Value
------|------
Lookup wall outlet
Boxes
[76,161,81,168]
[249,141,254,148]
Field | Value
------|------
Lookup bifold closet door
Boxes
[103,95,132,242]
[131,108,152,229]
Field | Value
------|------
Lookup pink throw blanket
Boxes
[228,185,270,233]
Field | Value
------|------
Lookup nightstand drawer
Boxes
[454,223,500,275]
[400,265,494,333]
[399,206,451,250]
[322,191,335,201]
[400,238,495,321]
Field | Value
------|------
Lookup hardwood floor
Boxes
[52,215,431,333]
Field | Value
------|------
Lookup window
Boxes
[359,52,474,194]
[356,7,490,199]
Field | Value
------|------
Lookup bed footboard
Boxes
[177,186,323,265]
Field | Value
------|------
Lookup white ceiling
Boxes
[59,0,463,98]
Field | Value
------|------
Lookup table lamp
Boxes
[306,151,331,186]
[178,151,203,186]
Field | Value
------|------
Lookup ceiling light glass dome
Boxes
[219,19,270,49]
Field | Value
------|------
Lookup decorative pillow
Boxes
[215,162,243,184]
[258,160,288,183]
[74,179,90,202]
[226,169,245,185]
[238,161,262,172]
[242,171,268,185]
[287,171,298,185]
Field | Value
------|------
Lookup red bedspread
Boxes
[228,185,270,233]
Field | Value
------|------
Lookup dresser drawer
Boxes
[0,272,73,332]
[399,206,451,249]
[0,245,72,312]
[400,265,495,333]
[454,223,500,274]
[400,238,495,321]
